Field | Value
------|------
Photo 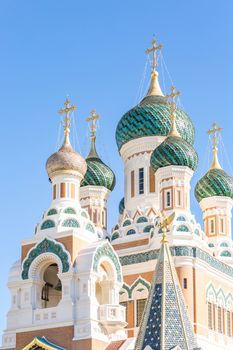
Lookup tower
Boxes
[195,123,233,256]
[80,110,116,235]
[2,99,126,350]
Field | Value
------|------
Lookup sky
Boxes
[1,0,233,338]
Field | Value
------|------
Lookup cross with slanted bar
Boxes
[58,98,76,145]
[86,109,100,140]
[145,37,163,71]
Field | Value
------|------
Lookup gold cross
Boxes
[208,122,222,149]
[58,98,76,145]
[165,86,181,137]
[145,37,163,71]
[86,109,100,140]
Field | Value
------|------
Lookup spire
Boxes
[135,212,199,350]
[208,122,222,170]
[166,85,181,137]
[58,98,76,146]
[145,38,164,97]
[86,109,100,158]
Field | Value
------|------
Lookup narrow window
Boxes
[165,190,171,208]
[131,171,135,197]
[218,306,223,333]
[53,184,56,200]
[210,218,215,235]
[139,168,144,194]
[183,278,187,289]
[60,183,66,198]
[149,166,155,193]
[136,299,146,327]
[208,302,213,330]
[177,190,181,207]
[120,301,128,323]
[220,218,224,234]
[227,311,231,337]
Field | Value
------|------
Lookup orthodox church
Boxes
[1,39,233,350]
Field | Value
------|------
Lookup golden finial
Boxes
[208,122,223,170]
[165,86,181,137]
[58,98,76,145]
[146,37,163,72]
[145,37,164,97]
[86,109,100,158]
[158,211,175,243]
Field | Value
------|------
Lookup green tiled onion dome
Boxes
[115,95,195,151]
[119,197,125,214]
[81,140,116,191]
[150,135,198,172]
[195,168,233,203]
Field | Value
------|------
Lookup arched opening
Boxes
[41,263,62,308]
[95,261,116,305]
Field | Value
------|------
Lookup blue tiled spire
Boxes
[135,236,200,350]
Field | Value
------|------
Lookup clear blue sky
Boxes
[1,0,233,337]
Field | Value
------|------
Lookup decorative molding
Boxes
[21,238,70,279]
[121,276,151,298]
[92,242,122,282]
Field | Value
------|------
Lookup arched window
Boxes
[64,207,76,214]
[220,242,229,247]
[177,216,186,222]
[126,229,136,235]
[194,229,200,236]
[81,210,88,218]
[86,223,95,233]
[62,219,80,228]
[177,225,189,232]
[123,219,131,227]
[143,225,154,233]
[41,263,62,309]
[208,243,214,248]
[220,250,231,257]
[41,220,55,230]
[47,209,57,216]
[136,216,148,224]
[112,232,120,241]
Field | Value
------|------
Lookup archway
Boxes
[41,263,62,308]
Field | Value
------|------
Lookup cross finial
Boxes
[146,37,163,72]
[86,109,100,141]
[207,122,223,170]
[165,86,181,137]
[58,98,76,145]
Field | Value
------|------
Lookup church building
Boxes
[1,39,233,350]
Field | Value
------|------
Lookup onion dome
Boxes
[150,86,198,173]
[81,110,116,191]
[46,99,87,180]
[195,123,233,202]
[115,71,195,151]
[119,197,125,214]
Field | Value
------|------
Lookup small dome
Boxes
[119,197,125,214]
[195,168,233,203]
[81,141,115,191]
[46,143,87,179]
[116,94,195,151]
[150,135,198,172]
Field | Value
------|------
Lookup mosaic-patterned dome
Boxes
[150,135,198,172]
[46,143,87,179]
[115,95,195,151]
[81,142,116,191]
[195,169,233,203]
[119,197,125,214]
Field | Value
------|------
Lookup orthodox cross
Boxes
[145,37,163,71]
[207,122,222,169]
[86,109,100,141]
[165,86,180,137]
[58,98,76,145]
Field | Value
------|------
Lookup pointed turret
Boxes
[135,214,199,350]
